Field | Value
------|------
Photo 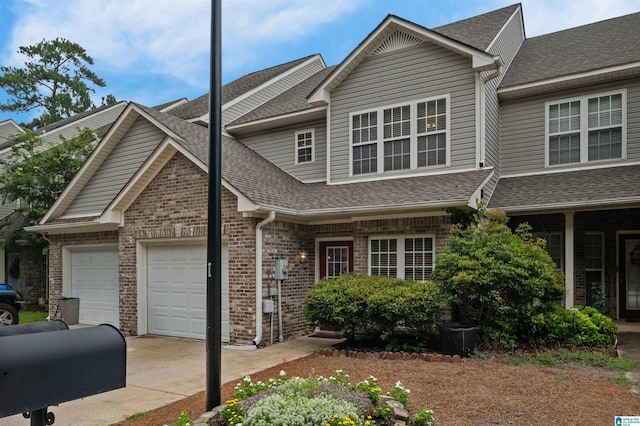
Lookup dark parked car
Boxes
[0,283,22,325]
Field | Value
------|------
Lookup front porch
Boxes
[509,208,640,320]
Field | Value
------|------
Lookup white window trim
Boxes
[295,128,315,165]
[349,95,451,177]
[367,234,435,280]
[545,89,627,167]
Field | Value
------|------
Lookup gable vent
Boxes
[372,30,423,55]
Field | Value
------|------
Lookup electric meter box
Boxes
[275,258,289,280]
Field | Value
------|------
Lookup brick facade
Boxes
[46,152,455,345]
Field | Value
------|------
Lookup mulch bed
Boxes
[112,346,640,426]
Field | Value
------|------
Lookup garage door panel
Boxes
[71,248,119,328]
[147,242,228,341]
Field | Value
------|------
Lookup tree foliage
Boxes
[431,208,565,349]
[0,38,115,129]
[0,128,96,245]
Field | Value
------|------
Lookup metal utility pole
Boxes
[206,0,222,411]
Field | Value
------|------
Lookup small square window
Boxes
[295,129,314,164]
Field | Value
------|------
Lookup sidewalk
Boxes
[0,334,342,426]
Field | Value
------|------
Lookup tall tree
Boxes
[0,127,97,246]
[0,38,114,130]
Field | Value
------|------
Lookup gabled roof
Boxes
[227,66,335,131]
[167,54,321,121]
[33,97,493,231]
[38,101,127,133]
[432,3,521,51]
[308,14,501,105]
[489,165,640,213]
[499,11,640,96]
[152,98,188,112]
[0,119,24,150]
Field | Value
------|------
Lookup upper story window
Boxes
[295,129,314,164]
[546,90,626,167]
[369,234,435,281]
[351,95,450,176]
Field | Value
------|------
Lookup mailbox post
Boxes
[0,324,127,425]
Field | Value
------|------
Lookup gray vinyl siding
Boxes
[222,57,325,125]
[62,117,164,217]
[42,103,126,142]
[329,41,477,183]
[241,119,327,182]
[0,121,22,143]
[500,79,640,175]
[483,8,524,175]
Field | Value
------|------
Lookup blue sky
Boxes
[0,0,638,126]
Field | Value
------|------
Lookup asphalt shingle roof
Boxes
[500,11,640,89]
[138,104,490,215]
[432,3,521,51]
[489,165,640,211]
[229,66,336,126]
[38,102,127,133]
[167,55,319,121]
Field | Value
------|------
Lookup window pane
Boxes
[585,234,603,270]
[353,112,377,144]
[549,134,580,165]
[383,105,410,139]
[370,238,398,277]
[384,139,410,171]
[418,134,446,167]
[353,143,377,175]
[588,128,622,161]
[404,237,434,281]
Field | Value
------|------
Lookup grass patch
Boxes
[126,411,150,420]
[19,310,49,323]
[553,348,636,371]
[507,348,635,371]
[610,376,635,388]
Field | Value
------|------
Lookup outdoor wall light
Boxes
[298,250,308,263]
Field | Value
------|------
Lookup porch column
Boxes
[564,212,574,308]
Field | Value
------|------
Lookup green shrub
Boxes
[528,305,617,347]
[304,275,443,344]
[242,393,363,426]
[431,209,565,349]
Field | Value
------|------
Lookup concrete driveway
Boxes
[0,334,341,426]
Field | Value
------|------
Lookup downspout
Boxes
[253,211,276,346]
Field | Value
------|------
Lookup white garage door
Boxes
[147,242,229,341]
[71,248,119,327]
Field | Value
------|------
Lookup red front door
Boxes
[319,241,353,279]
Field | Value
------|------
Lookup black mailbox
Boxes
[0,324,126,419]
[0,320,68,337]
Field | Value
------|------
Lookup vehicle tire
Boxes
[0,303,18,325]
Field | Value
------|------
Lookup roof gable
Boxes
[308,15,499,105]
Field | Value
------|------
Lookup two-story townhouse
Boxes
[27,4,522,344]
[489,12,640,319]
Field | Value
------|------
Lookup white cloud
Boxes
[3,0,364,93]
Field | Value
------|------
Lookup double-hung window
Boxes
[369,235,435,280]
[546,90,625,166]
[295,129,315,164]
[351,95,450,176]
